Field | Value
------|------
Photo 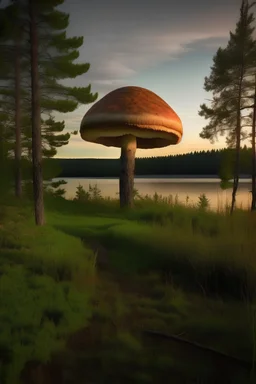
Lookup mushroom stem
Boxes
[120,134,137,208]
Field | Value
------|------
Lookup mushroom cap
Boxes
[80,86,183,149]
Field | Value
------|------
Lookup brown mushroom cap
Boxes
[80,86,183,149]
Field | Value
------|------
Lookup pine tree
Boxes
[250,74,256,210]
[14,26,22,197]
[29,0,45,225]
[33,0,97,198]
[0,0,97,212]
[199,0,256,213]
[21,114,73,196]
[37,3,98,124]
[0,3,24,197]
[24,0,97,198]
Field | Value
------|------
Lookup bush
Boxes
[197,193,210,210]
[0,220,95,282]
[73,183,103,202]
[0,206,96,383]
[0,265,92,384]
[74,184,90,202]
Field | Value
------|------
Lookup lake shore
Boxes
[55,174,252,180]
[53,176,252,211]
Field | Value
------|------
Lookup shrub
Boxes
[73,184,90,202]
[197,193,210,210]
[0,206,96,383]
[74,184,103,202]
[88,184,103,200]
[0,265,92,384]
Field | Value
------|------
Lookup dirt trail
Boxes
[21,239,254,384]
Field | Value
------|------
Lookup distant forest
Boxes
[51,147,252,178]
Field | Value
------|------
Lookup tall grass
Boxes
[47,184,256,301]
[69,182,250,213]
[45,186,256,382]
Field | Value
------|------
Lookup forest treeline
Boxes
[51,147,252,178]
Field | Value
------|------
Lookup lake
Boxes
[53,176,252,211]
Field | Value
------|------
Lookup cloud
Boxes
[54,0,242,157]
[82,29,230,91]
[97,60,136,78]
[92,79,125,86]
[59,0,240,96]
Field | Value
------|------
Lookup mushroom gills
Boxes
[81,124,181,148]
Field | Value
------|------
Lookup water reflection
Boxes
[54,177,252,211]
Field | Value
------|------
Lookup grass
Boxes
[0,199,95,384]
[47,190,256,300]
[1,188,256,383]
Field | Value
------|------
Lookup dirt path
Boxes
[21,239,254,384]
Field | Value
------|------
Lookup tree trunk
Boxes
[251,74,256,211]
[0,123,5,163]
[230,132,241,215]
[230,71,243,215]
[29,0,44,225]
[119,134,137,208]
[0,123,7,196]
[14,32,22,198]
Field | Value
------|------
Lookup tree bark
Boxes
[230,69,244,215]
[29,0,44,225]
[230,2,249,215]
[251,74,256,211]
[14,31,22,198]
[230,120,241,214]
[119,134,136,208]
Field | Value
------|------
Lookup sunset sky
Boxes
[55,0,243,159]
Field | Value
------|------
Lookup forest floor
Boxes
[1,194,256,383]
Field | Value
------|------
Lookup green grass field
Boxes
[1,189,256,383]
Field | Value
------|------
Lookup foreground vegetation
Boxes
[0,199,95,384]
[1,186,256,383]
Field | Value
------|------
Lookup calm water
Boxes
[53,176,252,210]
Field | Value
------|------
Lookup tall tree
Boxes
[250,74,256,210]
[14,26,22,197]
[1,2,40,202]
[199,0,256,213]
[0,2,27,198]
[1,0,97,212]
[29,0,45,225]
[31,0,97,199]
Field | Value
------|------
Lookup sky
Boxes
[54,0,243,158]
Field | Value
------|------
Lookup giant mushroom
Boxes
[80,86,183,208]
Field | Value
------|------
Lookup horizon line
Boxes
[54,148,229,160]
